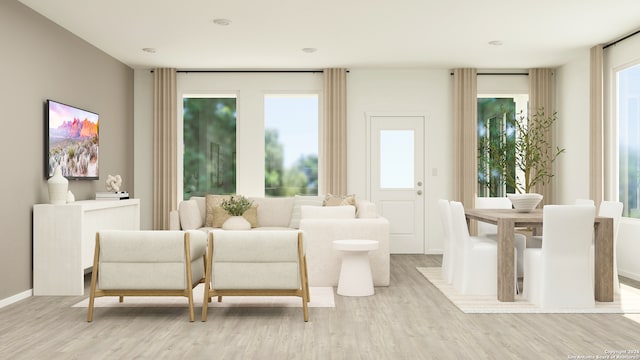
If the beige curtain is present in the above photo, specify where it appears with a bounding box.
[528,68,555,205]
[589,45,604,205]
[322,68,347,195]
[453,68,478,208]
[153,68,177,230]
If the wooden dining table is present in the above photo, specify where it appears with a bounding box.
[464,208,614,302]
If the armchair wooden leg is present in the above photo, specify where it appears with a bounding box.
[87,236,100,322]
[217,296,222,302]
[119,296,124,303]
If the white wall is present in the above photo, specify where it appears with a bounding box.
[556,50,591,204]
[347,69,453,253]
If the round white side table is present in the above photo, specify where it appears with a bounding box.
[333,239,379,296]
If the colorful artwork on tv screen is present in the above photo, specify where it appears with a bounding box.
[47,100,99,179]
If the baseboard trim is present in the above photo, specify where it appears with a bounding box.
[0,289,32,309]
[619,269,640,282]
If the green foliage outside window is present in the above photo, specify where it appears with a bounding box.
[265,128,318,196]
[183,97,236,200]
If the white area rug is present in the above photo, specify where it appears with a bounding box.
[73,285,334,308]
[417,267,640,314]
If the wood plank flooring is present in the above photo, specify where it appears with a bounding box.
[1,255,639,359]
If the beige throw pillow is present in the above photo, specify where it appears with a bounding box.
[323,193,356,206]
[205,194,231,227]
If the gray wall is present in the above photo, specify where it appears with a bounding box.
[0,1,134,300]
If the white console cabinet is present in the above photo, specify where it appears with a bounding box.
[33,199,140,295]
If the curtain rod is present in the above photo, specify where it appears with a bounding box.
[150,69,330,74]
[449,72,529,76]
[604,29,640,49]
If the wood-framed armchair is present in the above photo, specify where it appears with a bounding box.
[87,230,207,322]
[201,230,310,322]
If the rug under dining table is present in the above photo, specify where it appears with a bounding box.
[417,267,640,314]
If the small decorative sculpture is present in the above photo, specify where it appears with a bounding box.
[106,174,122,192]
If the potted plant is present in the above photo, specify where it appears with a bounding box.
[221,195,253,230]
[478,107,565,212]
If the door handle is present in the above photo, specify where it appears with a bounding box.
[417,190,423,195]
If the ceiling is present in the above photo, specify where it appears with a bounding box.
[18,0,640,70]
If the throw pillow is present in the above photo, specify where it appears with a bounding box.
[288,195,324,228]
[179,200,203,230]
[205,194,231,227]
[323,193,356,206]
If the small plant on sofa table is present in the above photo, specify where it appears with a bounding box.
[221,195,253,216]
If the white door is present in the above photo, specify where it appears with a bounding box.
[367,114,425,254]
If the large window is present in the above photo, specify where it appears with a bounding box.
[477,95,528,197]
[617,63,640,218]
[264,94,318,196]
[183,96,237,200]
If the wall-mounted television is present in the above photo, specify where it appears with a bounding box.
[46,99,99,180]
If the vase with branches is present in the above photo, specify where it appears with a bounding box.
[478,108,565,210]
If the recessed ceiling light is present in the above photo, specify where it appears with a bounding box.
[488,40,503,46]
[142,48,156,53]
[302,48,317,53]
[213,18,232,26]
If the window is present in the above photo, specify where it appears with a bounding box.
[264,94,318,196]
[617,63,640,218]
[183,96,237,200]
[477,95,528,197]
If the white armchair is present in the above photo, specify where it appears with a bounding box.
[87,230,207,322]
[201,230,310,322]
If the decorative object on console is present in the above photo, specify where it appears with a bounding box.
[47,165,68,205]
[95,192,130,200]
[221,195,254,230]
[105,174,122,192]
[66,190,75,203]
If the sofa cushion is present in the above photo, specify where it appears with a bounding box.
[288,195,324,229]
[301,205,356,219]
[179,200,203,230]
[250,197,294,227]
[323,193,356,206]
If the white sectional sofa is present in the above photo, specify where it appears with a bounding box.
[169,195,390,287]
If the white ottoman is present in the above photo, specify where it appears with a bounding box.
[333,239,379,296]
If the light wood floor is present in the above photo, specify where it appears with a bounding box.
[1,255,639,359]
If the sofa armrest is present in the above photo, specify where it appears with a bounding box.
[299,217,390,287]
[169,210,181,230]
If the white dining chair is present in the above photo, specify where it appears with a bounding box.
[437,199,455,284]
[475,197,527,279]
[596,201,623,294]
[528,198,595,249]
[522,204,596,309]
[450,201,517,295]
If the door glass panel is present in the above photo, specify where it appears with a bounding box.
[380,130,414,189]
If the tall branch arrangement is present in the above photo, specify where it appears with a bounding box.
[479,108,565,194]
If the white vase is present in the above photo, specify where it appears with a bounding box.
[222,216,251,230]
[48,166,69,205]
[507,193,543,213]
